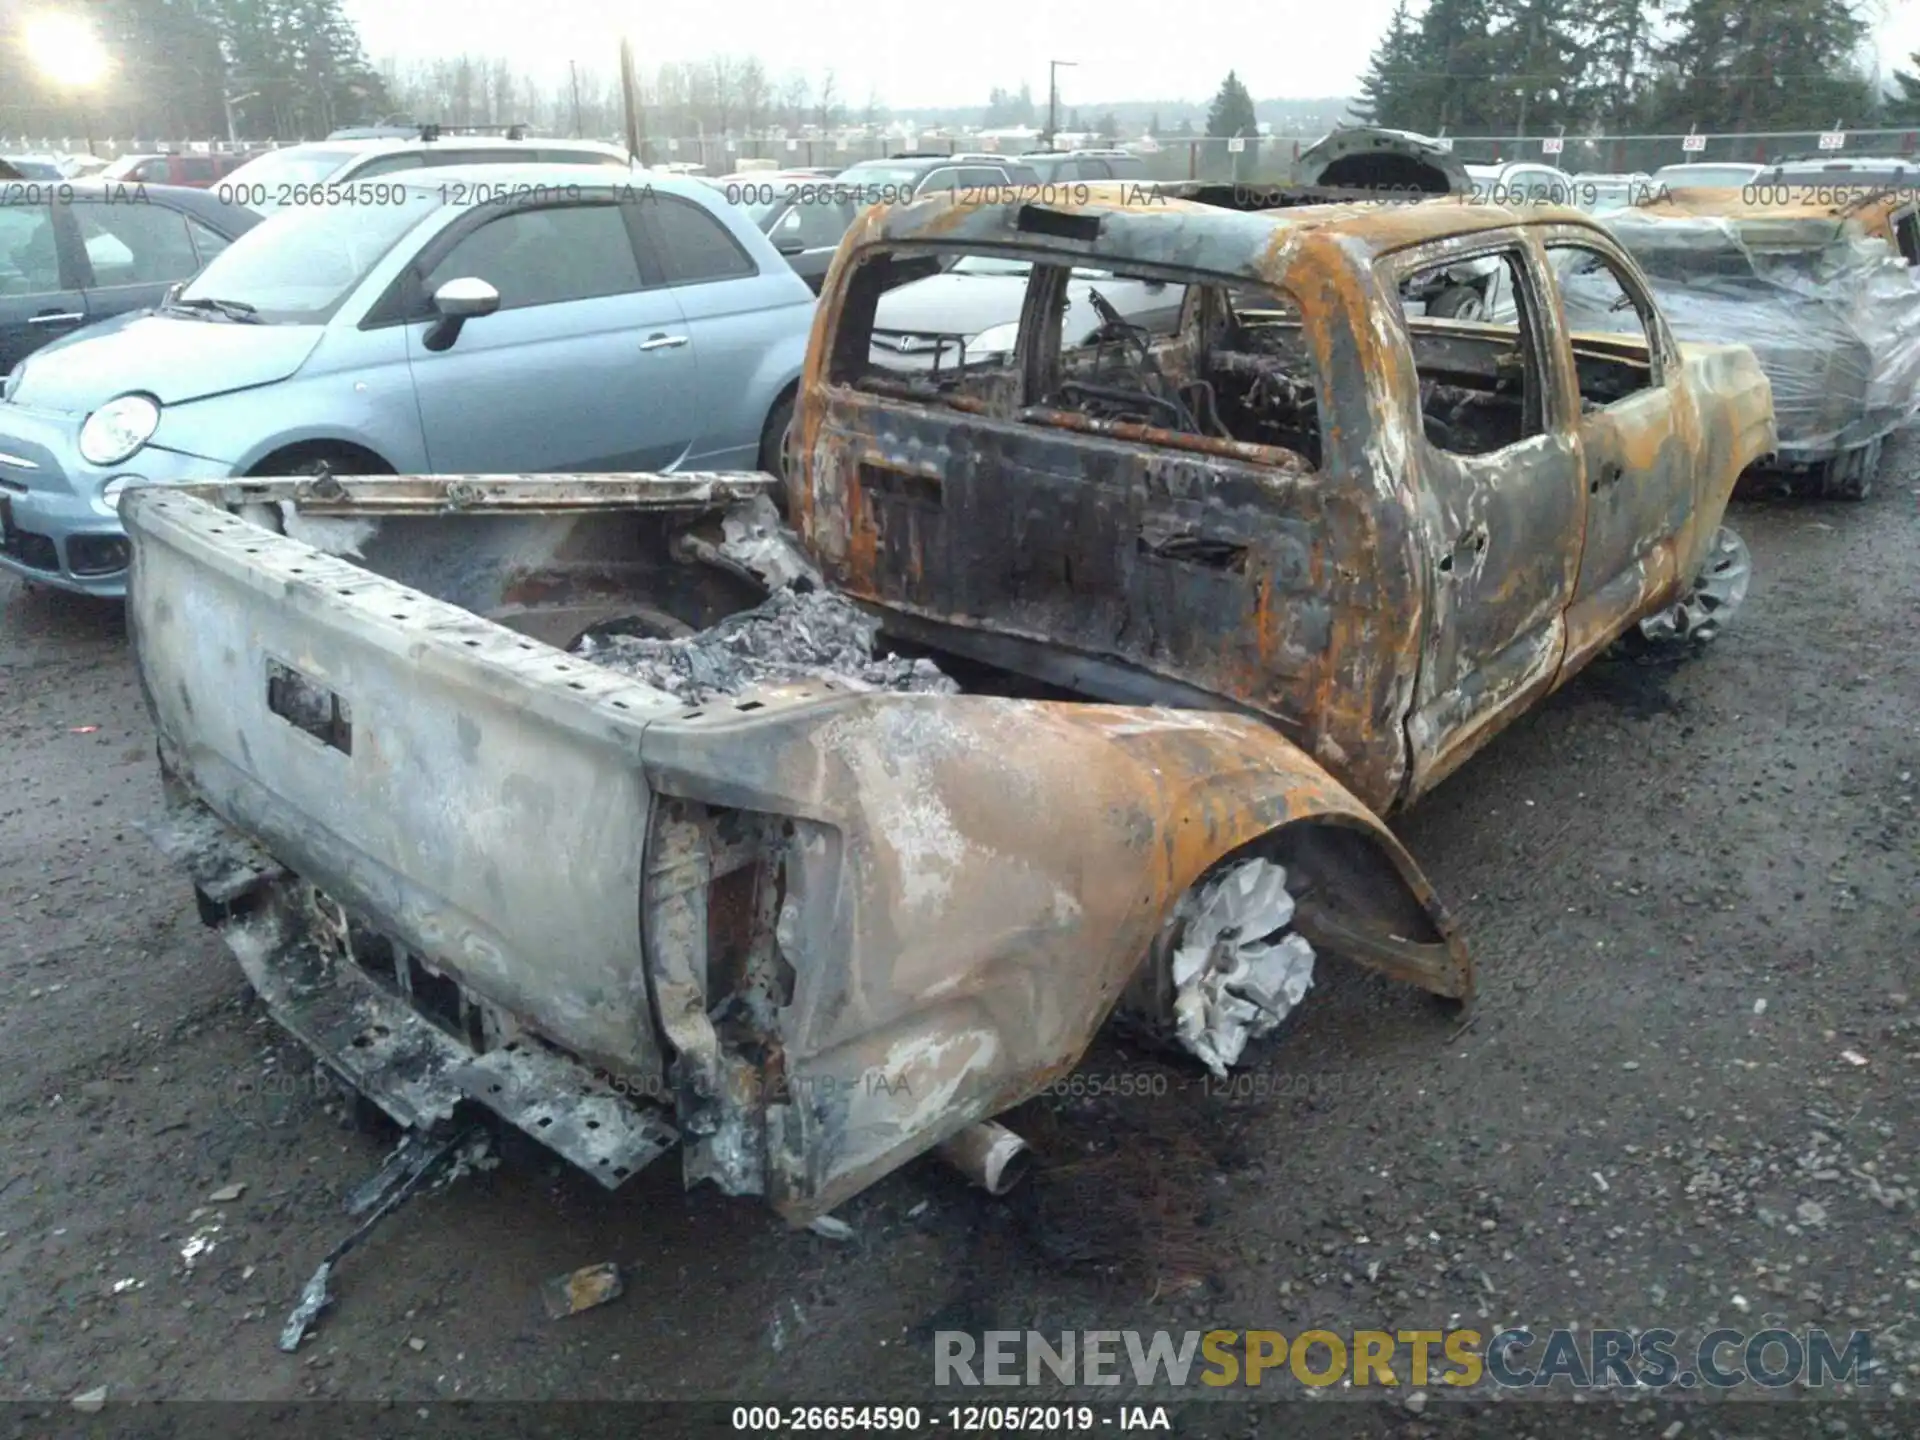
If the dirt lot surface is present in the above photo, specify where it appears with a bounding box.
[0,448,1915,1437]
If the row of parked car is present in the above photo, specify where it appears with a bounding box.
[0,128,1174,595]
[3,121,1913,596]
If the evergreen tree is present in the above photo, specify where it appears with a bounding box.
[1205,69,1258,138]
[1399,0,1498,131]
[210,0,389,138]
[1646,0,1870,131]
[1584,0,1653,130]
[1205,70,1259,179]
[1484,0,1585,133]
[1888,52,1920,124]
[1352,0,1419,125]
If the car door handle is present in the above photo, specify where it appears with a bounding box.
[639,333,688,351]
[28,312,84,326]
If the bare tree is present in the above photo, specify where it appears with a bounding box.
[685,62,718,135]
[779,73,811,133]
[709,55,739,135]
[488,59,515,125]
[815,69,840,132]
[657,62,695,137]
[736,57,770,136]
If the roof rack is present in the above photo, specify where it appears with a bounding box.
[417,123,531,143]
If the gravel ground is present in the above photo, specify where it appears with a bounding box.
[0,448,1914,1436]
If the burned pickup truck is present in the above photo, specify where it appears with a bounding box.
[126,193,1772,1240]
[800,193,1774,803]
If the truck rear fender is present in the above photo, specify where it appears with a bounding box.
[636,694,1469,1223]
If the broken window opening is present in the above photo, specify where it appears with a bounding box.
[1892,209,1920,266]
[832,245,1327,469]
[1399,245,1545,457]
[1545,241,1661,408]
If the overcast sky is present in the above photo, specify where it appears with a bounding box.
[343,0,1920,112]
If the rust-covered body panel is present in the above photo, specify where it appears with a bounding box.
[796,192,1775,813]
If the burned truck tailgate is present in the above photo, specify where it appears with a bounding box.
[126,473,1468,1224]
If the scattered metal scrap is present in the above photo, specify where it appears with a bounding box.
[278,1123,491,1352]
[541,1261,624,1319]
[575,585,957,704]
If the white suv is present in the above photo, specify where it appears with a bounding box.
[218,134,634,213]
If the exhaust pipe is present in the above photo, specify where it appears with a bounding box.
[936,1120,1032,1195]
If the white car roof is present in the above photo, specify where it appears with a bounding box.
[380,161,699,201]
[277,135,629,160]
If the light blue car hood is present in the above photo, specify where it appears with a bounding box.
[10,313,323,413]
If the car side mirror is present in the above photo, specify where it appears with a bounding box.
[774,235,807,256]
[423,276,499,352]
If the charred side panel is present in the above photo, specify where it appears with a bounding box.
[801,230,1428,813]
[817,395,1332,723]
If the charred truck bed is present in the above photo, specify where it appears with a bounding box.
[125,472,1467,1224]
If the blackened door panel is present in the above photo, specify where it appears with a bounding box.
[807,391,1418,811]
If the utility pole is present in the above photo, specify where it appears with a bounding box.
[1046,59,1076,150]
[223,91,258,146]
[570,60,583,139]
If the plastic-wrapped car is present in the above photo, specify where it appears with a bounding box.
[1591,188,1920,498]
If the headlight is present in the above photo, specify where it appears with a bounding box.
[78,394,161,467]
[968,321,1020,359]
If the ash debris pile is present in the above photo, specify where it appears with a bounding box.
[575,584,958,704]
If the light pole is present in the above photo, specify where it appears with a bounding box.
[224,91,259,146]
[1046,60,1076,150]
[24,11,108,156]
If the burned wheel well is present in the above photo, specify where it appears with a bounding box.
[1257,819,1449,946]
[247,440,396,479]
[1146,817,1461,1001]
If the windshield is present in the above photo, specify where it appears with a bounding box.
[1769,164,1914,183]
[219,147,359,200]
[178,190,440,323]
[1652,165,1756,188]
[6,158,64,179]
[841,166,924,187]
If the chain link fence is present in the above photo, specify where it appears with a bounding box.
[14,127,1920,182]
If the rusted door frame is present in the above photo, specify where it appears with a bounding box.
[1377,228,1587,801]
[1531,222,1702,670]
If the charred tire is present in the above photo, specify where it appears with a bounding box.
[758,392,796,516]
[1630,525,1751,651]
[1818,435,1881,501]
[1427,285,1487,321]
